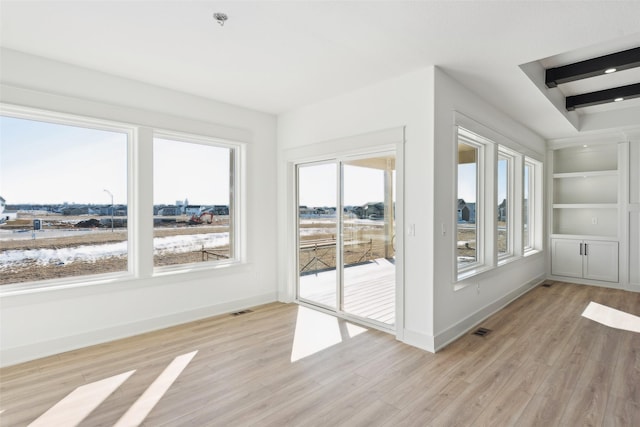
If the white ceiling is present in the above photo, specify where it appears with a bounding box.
[1,1,640,139]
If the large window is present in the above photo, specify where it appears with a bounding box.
[0,106,243,289]
[0,113,129,286]
[457,131,483,271]
[523,157,540,253]
[523,161,532,250]
[497,148,516,260]
[455,125,542,282]
[153,135,236,268]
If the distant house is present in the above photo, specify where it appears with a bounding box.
[315,207,336,215]
[299,206,316,216]
[0,196,5,215]
[61,206,89,216]
[211,205,229,215]
[497,199,507,222]
[457,199,476,223]
[350,206,364,218]
[114,205,128,216]
[185,205,202,216]
[362,202,384,219]
[158,206,181,216]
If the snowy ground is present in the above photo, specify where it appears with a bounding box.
[0,232,229,270]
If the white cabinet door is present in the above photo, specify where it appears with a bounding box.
[630,210,640,286]
[583,240,619,282]
[551,239,583,278]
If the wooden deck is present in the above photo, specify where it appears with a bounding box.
[299,258,395,325]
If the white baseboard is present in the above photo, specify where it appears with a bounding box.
[402,328,435,353]
[433,275,545,352]
[0,292,277,368]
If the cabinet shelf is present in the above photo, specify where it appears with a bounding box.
[551,143,621,274]
[553,203,617,209]
[553,170,617,179]
[551,234,617,240]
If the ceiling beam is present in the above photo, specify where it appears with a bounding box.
[565,83,640,111]
[546,47,640,88]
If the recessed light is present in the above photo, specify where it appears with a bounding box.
[604,68,617,74]
[614,97,624,102]
[583,144,588,148]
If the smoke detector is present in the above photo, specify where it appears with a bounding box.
[213,13,228,26]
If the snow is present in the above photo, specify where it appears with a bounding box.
[0,233,229,269]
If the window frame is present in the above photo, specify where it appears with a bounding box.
[151,130,243,273]
[524,156,543,255]
[456,127,486,277]
[0,104,246,293]
[0,104,135,291]
[497,146,517,262]
[454,121,543,284]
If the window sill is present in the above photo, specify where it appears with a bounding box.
[454,250,543,291]
[524,248,542,257]
[456,264,492,285]
[497,254,520,267]
[153,259,243,277]
[0,271,136,298]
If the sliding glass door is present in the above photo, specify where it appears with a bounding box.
[297,153,396,328]
[297,162,338,309]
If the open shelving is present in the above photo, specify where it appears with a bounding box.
[551,144,619,239]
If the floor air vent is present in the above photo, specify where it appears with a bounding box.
[232,309,253,316]
[472,327,492,337]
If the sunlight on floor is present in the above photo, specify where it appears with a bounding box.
[291,306,367,362]
[26,350,198,427]
[582,301,640,333]
[28,370,135,427]
[114,350,197,427]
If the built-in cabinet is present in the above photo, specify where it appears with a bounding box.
[549,142,622,286]
[551,238,618,282]
[629,139,640,288]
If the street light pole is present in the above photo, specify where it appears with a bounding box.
[104,189,114,232]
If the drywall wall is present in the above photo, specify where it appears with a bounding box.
[0,49,279,366]
[431,67,546,346]
[278,67,437,348]
[278,65,548,352]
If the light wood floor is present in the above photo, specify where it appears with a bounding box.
[1,281,639,426]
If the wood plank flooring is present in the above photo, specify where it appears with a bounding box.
[1,281,639,426]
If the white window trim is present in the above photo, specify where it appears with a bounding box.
[0,104,247,293]
[456,128,487,277]
[497,146,518,263]
[0,104,136,293]
[151,130,245,273]
[454,120,543,285]
[524,156,543,255]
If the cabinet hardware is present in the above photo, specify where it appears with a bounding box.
[579,243,583,255]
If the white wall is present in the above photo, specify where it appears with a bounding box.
[627,134,640,291]
[278,68,437,348]
[0,49,279,367]
[278,66,547,352]
[431,68,546,348]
